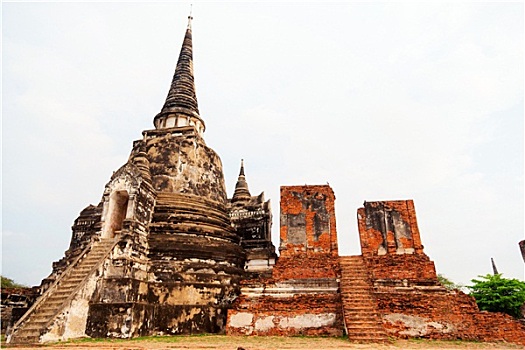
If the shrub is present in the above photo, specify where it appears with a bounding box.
[468,274,525,318]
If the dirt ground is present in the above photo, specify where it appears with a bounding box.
[2,336,523,350]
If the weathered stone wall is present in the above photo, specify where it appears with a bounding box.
[226,278,342,336]
[357,200,437,286]
[141,127,228,204]
[69,204,103,256]
[78,160,155,339]
[143,191,244,335]
[272,255,340,281]
[84,129,242,337]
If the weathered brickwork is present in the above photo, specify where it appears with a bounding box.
[357,200,437,286]
[471,311,525,344]
[227,293,342,336]
[274,185,340,280]
[366,254,438,286]
[280,185,338,256]
[357,200,525,345]
[272,254,340,281]
[376,289,525,344]
[39,204,103,294]
[276,185,340,283]
[358,200,423,257]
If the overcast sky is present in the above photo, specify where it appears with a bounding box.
[2,2,523,287]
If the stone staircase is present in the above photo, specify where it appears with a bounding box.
[339,255,389,342]
[8,239,116,344]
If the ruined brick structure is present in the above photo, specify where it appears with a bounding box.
[275,185,340,281]
[8,17,525,346]
[358,200,438,286]
[226,185,343,336]
[357,200,525,344]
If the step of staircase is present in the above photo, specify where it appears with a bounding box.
[29,317,53,324]
[340,255,389,343]
[9,239,115,345]
[31,310,56,317]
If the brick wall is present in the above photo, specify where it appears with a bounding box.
[376,289,525,344]
[227,293,343,336]
[365,255,438,285]
[272,254,340,281]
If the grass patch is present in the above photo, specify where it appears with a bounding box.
[49,335,523,349]
[65,334,244,344]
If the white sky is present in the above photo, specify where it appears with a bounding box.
[2,2,524,287]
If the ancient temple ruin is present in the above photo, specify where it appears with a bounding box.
[8,18,525,345]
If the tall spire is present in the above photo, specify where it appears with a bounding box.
[154,15,205,134]
[232,159,251,204]
[491,257,499,275]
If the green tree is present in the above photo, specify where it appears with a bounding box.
[468,274,525,318]
[0,275,27,288]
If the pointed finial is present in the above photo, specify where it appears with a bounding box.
[239,159,245,176]
[232,159,251,203]
[188,4,193,29]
